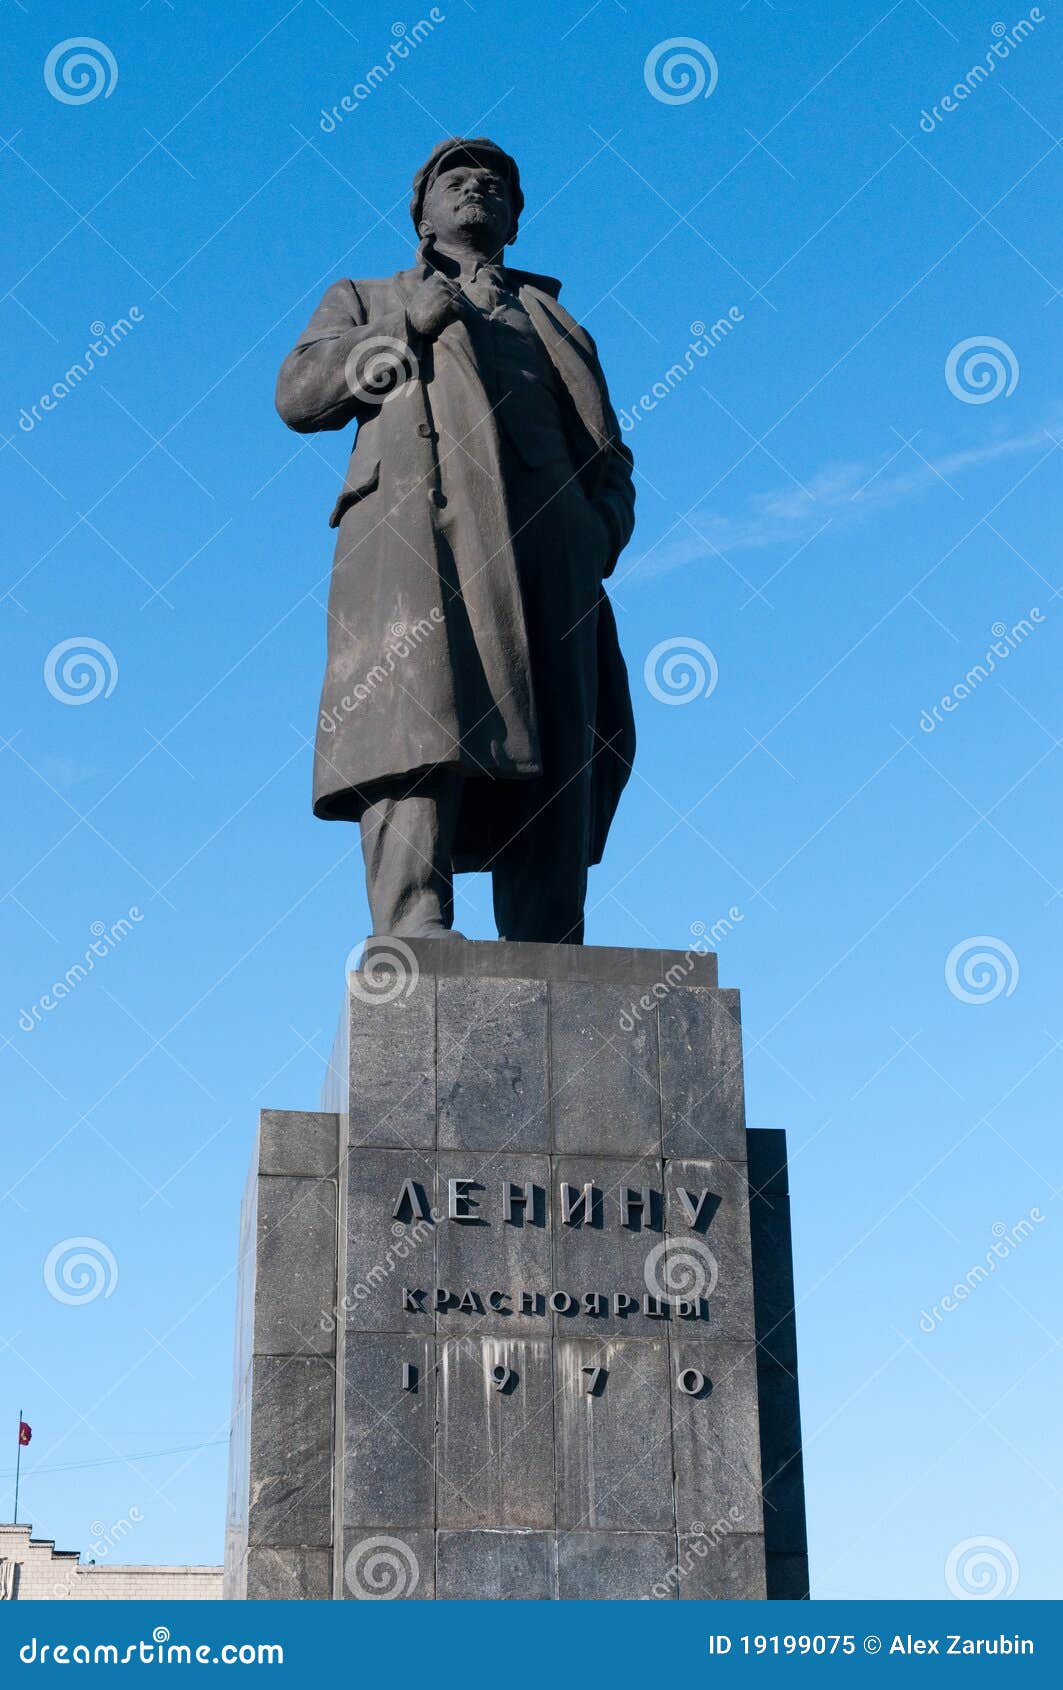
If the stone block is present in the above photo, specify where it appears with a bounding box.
[348,977,435,1150]
[746,1126,789,1195]
[436,977,548,1151]
[757,1361,808,1556]
[259,1110,339,1177]
[436,1336,554,1529]
[670,1339,763,1533]
[436,1531,555,1599]
[341,1529,433,1600]
[253,1175,336,1356]
[660,988,745,1160]
[435,1152,551,1335]
[343,1334,436,1529]
[749,1186,799,1370]
[344,1148,436,1333]
[367,938,718,989]
[556,1531,677,1599]
[246,1355,333,1548]
[245,1546,333,1600]
[766,1550,811,1599]
[552,1156,667,1337]
[678,1531,768,1599]
[663,1158,755,1340]
[555,1338,673,1531]
[550,983,661,1156]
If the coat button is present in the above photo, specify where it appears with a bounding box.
[430,489,446,507]
[417,422,435,438]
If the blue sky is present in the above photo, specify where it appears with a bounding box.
[1,0,1060,1599]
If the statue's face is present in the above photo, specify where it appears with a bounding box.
[422,162,513,249]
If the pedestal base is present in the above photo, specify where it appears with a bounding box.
[224,941,808,1600]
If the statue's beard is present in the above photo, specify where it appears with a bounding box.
[451,202,505,243]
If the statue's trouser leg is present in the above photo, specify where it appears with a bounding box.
[358,770,462,937]
[489,456,598,945]
[491,803,589,944]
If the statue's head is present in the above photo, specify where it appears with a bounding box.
[410,137,523,254]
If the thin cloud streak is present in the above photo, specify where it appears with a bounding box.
[628,419,1061,581]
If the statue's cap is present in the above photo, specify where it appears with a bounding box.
[410,137,523,238]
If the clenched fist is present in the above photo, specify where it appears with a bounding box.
[407,275,466,339]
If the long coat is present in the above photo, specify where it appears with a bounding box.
[275,259,636,870]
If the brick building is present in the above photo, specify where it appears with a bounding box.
[0,1524,222,1600]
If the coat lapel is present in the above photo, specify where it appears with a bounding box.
[517,286,614,453]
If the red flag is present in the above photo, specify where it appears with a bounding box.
[18,1421,31,1446]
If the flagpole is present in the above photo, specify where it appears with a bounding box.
[14,1409,23,1525]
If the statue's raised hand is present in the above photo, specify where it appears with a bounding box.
[407,275,465,339]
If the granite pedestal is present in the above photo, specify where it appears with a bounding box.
[223,940,808,1600]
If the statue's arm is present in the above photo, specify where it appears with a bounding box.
[275,279,409,433]
[561,308,636,578]
[590,378,635,579]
